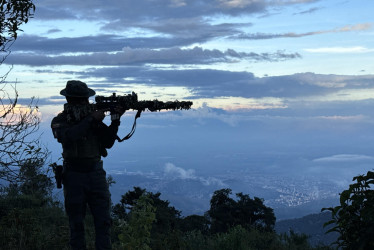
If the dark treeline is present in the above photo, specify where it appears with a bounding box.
[0,164,333,250]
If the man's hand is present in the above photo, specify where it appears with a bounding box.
[91,110,106,121]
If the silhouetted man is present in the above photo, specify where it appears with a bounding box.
[51,80,124,250]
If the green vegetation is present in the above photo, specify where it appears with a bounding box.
[1,0,35,57]
[323,170,374,249]
[1,170,334,250]
[0,160,69,250]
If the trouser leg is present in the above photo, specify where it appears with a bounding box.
[64,171,88,250]
[88,167,112,250]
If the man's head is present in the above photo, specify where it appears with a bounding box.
[60,80,95,104]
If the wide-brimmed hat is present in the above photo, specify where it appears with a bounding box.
[60,80,95,97]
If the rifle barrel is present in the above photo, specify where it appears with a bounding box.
[95,92,193,112]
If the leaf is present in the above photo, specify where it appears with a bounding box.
[323,220,336,228]
[366,171,374,179]
[340,190,351,204]
[325,228,339,234]
[321,207,333,212]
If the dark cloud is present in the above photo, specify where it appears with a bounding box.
[293,7,322,15]
[34,6,78,20]
[11,29,236,54]
[46,28,62,34]
[12,21,249,53]
[12,34,199,53]
[5,46,301,66]
[71,67,374,99]
[12,35,127,53]
[10,1,340,61]
[35,0,269,22]
[30,0,322,44]
[103,18,246,43]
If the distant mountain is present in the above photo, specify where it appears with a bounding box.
[275,212,339,247]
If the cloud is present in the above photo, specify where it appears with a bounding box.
[33,0,269,22]
[20,22,368,56]
[5,46,300,66]
[27,0,326,46]
[46,28,62,34]
[163,163,225,186]
[164,163,196,179]
[293,7,322,15]
[12,35,128,53]
[12,64,374,105]
[35,67,374,101]
[163,102,287,125]
[232,23,372,40]
[217,0,266,10]
[316,115,366,122]
[304,46,374,53]
[313,154,374,162]
[12,34,210,53]
[104,18,245,43]
[339,23,372,32]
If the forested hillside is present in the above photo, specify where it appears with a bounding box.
[275,212,338,247]
[0,167,333,250]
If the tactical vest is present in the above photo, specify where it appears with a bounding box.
[51,106,106,162]
[62,134,102,161]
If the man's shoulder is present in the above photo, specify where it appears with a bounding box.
[51,112,67,128]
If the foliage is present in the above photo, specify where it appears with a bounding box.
[180,225,330,250]
[279,230,313,250]
[0,95,49,183]
[208,188,276,234]
[1,0,35,61]
[178,214,210,234]
[0,175,332,250]
[0,0,46,185]
[109,187,331,250]
[0,160,69,250]
[322,170,374,249]
[118,193,156,250]
[112,186,182,249]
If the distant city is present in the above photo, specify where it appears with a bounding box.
[107,166,342,220]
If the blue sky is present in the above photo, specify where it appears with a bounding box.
[2,0,374,216]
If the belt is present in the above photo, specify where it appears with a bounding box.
[64,160,103,173]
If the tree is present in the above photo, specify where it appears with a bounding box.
[322,170,374,249]
[208,188,276,234]
[179,214,210,235]
[208,188,236,233]
[235,192,276,232]
[112,187,182,249]
[0,0,47,185]
[0,159,69,249]
[0,97,49,184]
[118,193,156,250]
[1,0,35,62]
[115,187,181,234]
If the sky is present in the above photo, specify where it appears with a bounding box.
[2,0,374,217]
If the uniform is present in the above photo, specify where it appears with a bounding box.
[51,81,121,250]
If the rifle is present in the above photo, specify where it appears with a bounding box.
[94,92,193,141]
[95,92,193,112]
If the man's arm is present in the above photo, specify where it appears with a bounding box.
[98,120,120,149]
[99,107,125,148]
[51,110,105,143]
